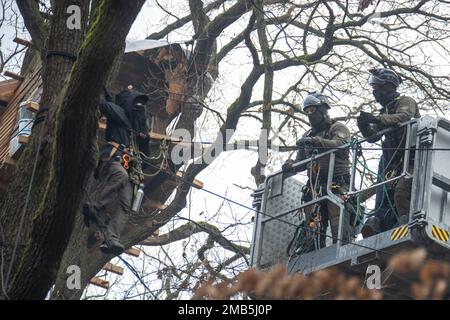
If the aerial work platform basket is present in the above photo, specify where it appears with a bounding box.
[250,116,450,296]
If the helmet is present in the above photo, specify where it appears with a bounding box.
[301,92,331,111]
[368,68,402,88]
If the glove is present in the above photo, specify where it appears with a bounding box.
[296,137,317,146]
[282,159,294,172]
[357,113,382,143]
[358,111,380,125]
[137,132,148,140]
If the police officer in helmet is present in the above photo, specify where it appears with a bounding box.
[283,92,351,248]
[358,68,420,237]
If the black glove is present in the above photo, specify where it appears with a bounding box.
[358,111,380,125]
[357,113,382,143]
[296,137,317,146]
[282,159,294,172]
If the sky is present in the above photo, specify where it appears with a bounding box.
[1,0,450,299]
[100,1,450,299]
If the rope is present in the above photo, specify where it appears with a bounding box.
[140,159,394,256]
[3,113,47,294]
[46,50,77,61]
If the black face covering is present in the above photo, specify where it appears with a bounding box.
[127,105,147,135]
[308,111,324,128]
[372,86,399,107]
[307,105,329,129]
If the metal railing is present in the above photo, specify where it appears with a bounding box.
[258,118,420,252]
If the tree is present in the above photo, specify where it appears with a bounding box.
[0,0,146,299]
[0,0,27,77]
[0,0,449,300]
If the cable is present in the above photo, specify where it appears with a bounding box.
[117,256,158,300]
[4,119,34,146]
[3,113,47,292]
[146,135,450,152]
[140,158,394,256]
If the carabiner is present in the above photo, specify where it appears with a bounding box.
[121,153,131,170]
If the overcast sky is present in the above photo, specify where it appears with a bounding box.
[2,1,450,299]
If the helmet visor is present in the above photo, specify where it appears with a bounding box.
[368,73,386,86]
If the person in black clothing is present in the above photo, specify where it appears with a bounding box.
[83,88,150,256]
[357,68,420,237]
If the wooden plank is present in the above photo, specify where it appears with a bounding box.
[0,71,42,162]
[89,277,109,289]
[124,247,140,257]
[0,79,19,102]
[0,81,39,141]
[22,101,39,112]
[0,70,41,140]
[103,263,124,275]
[13,37,32,47]
[3,71,24,82]
[176,171,204,189]
[148,131,193,146]
[18,136,29,145]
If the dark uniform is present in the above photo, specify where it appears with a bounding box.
[283,93,351,247]
[358,68,420,237]
[83,89,149,255]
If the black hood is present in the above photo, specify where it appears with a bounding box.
[115,89,149,114]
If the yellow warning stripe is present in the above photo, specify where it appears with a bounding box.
[436,227,445,241]
[431,225,450,242]
[399,226,409,238]
[391,225,409,241]
[391,227,401,240]
[432,226,439,239]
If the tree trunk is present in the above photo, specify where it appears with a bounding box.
[0,0,145,300]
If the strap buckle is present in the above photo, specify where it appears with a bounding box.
[121,153,131,170]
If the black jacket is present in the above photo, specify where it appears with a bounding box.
[99,89,150,158]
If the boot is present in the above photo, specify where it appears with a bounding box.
[361,217,381,238]
[100,238,125,256]
[82,203,107,229]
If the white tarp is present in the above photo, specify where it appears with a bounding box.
[124,39,171,53]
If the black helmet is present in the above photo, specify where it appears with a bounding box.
[368,68,402,88]
[301,92,331,111]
